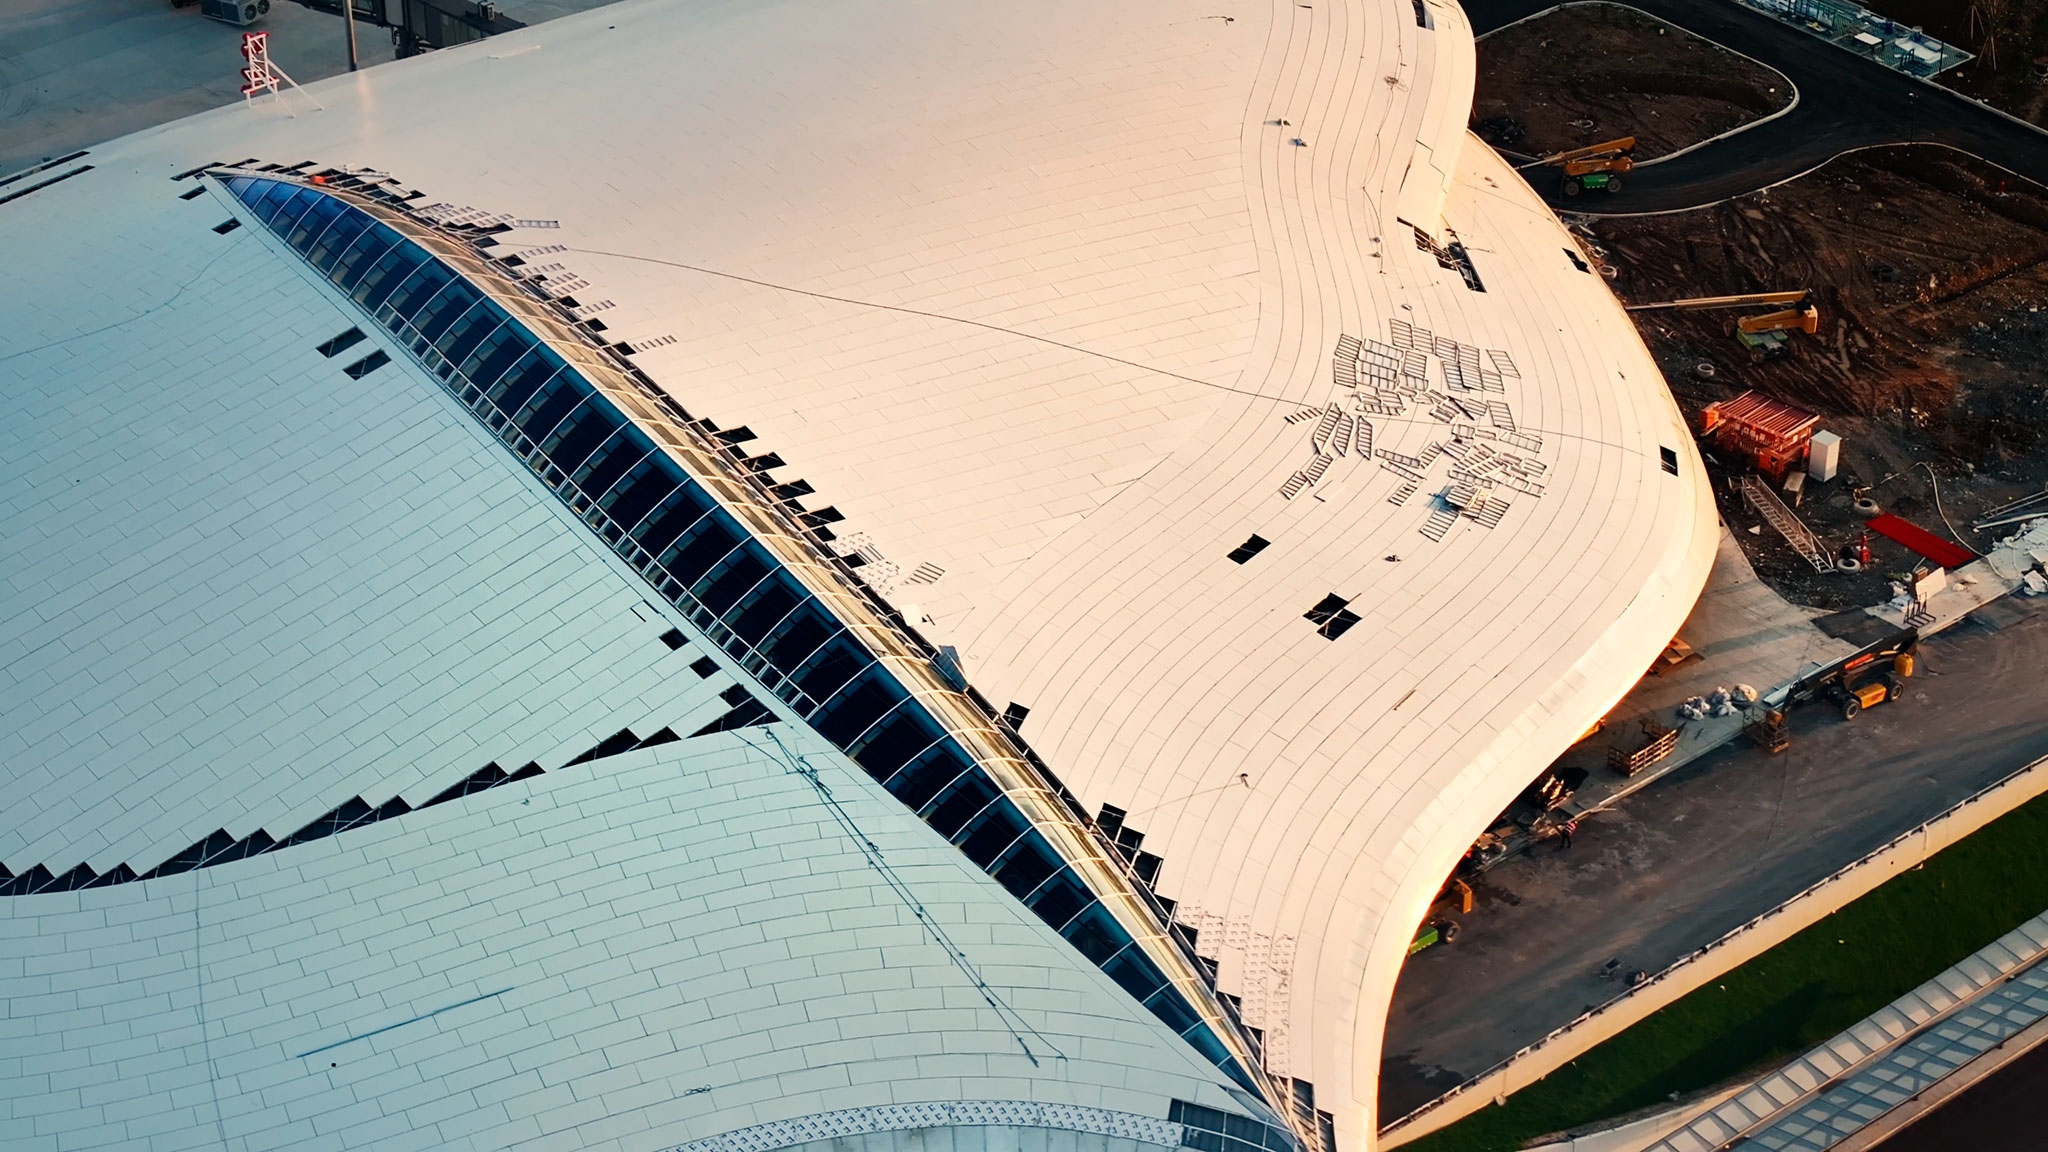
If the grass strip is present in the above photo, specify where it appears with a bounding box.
[1398,785,2048,1152]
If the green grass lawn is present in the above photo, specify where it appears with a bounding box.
[1395,786,2048,1152]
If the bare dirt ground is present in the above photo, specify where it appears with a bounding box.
[1472,3,1792,161]
[1584,145,2048,608]
[1866,0,2048,130]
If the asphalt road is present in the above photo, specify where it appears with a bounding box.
[1462,0,2048,213]
[1871,1038,2048,1151]
[1379,610,2048,1122]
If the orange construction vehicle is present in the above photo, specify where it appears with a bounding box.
[1538,137,1635,196]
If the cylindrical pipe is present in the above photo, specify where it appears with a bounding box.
[343,0,360,70]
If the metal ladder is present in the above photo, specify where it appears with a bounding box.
[1740,474,1833,572]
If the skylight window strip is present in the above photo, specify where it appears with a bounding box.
[248,180,297,223]
[267,187,320,233]
[390,266,462,326]
[575,438,654,505]
[412,284,486,347]
[286,194,349,252]
[439,307,510,369]
[308,208,373,268]
[357,251,429,312]
[219,172,1270,1099]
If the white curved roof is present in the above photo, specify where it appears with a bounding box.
[0,0,1717,1146]
[0,729,1264,1152]
[0,202,742,878]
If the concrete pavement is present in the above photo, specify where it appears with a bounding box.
[1379,610,2048,1119]
[1539,528,1858,821]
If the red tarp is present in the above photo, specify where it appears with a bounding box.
[1865,513,1978,570]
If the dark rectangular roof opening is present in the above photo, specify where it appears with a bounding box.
[342,350,391,379]
[1306,593,1362,640]
[690,693,775,736]
[1660,446,1679,475]
[1227,534,1271,564]
[212,218,241,234]
[1305,594,1350,624]
[315,327,366,358]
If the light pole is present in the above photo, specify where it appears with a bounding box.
[343,0,360,71]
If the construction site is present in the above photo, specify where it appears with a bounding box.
[1866,0,2048,128]
[1472,4,1791,160]
[1375,8,2048,1148]
[1586,144,2048,608]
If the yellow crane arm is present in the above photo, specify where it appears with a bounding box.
[1538,136,1637,166]
[1626,290,1811,312]
[1563,155,1635,176]
[1737,305,1821,335]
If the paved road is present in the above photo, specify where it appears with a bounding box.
[1871,1038,2048,1151]
[1462,0,2048,213]
[1378,610,2048,1122]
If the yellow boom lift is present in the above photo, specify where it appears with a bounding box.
[1626,290,1821,359]
[1538,136,1635,197]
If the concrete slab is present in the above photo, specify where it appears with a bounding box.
[1543,528,1856,816]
